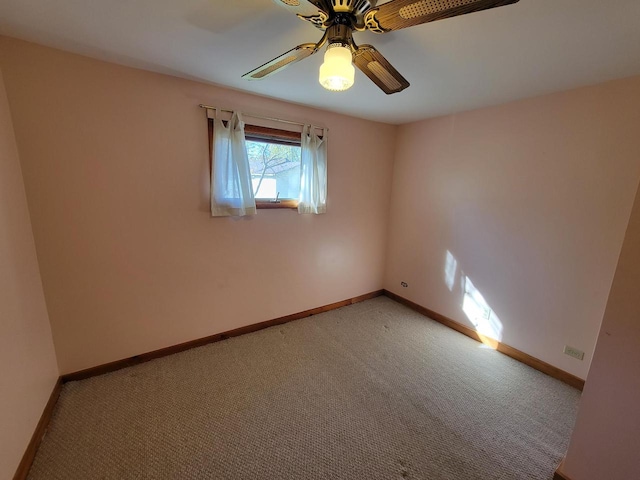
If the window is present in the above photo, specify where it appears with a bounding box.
[245,125,301,209]
[208,121,302,209]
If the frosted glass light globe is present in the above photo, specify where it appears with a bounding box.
[319,44,355,92]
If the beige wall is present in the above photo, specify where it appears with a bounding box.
[561,185,640,479]
[0,69,59,478]
[0,36,397,374]
[384,76,640,379]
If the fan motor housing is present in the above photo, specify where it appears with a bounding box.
[326,23,354,46]
[329,0,373,16]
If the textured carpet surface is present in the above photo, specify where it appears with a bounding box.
[29,297,581,479]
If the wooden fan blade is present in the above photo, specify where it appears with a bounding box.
[242,44,318,80]
[353,45,410,94]
[366,0,520,32]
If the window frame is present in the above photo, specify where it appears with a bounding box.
[208,120,301,210]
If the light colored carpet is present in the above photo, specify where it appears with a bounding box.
[29,297,581,479]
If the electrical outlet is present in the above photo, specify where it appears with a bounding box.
[563,345,585,361]
[400,282,408,288]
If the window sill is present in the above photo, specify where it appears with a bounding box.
[256,199,298,210]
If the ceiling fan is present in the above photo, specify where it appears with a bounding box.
[243,0,520,94]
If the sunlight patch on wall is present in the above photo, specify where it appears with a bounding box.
[462,276,504,343]
[444,250,457,291]
[442,251,505,348]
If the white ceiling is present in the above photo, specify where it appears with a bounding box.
[1,0,639,124]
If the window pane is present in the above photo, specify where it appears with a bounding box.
[252,178,277,198]
[246,140,301,199]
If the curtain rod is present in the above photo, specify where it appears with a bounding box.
[198,104,328,132]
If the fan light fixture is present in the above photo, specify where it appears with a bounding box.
[244,0,521,95]
[319,44,355,92]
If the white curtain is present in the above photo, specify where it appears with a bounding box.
[211,111,256,217]
[298,125,327,214]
